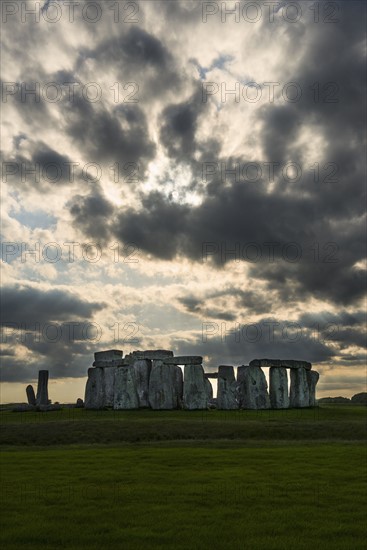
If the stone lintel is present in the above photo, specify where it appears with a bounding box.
[249,358,312,370]
[94,350,123,362]
[163,356,202,365]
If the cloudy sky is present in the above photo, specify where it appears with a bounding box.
[1,0,366,403]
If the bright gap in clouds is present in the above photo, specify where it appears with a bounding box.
[144,155,203,207]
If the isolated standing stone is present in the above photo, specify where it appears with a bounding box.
[134,359,152,408]
[237,366,270,409]
[76,398,84,408]
[217,366,238,409]
[307,370,319,406]
[269,367,289,409]
[290,367,310,408]
[148,361,180,409]
[26,385,36,406]
[183,364,208,410]
[114,367,139,409]
[36,370,49,406]
[84,367,105,409]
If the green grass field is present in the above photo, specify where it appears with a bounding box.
[1,406,366,549]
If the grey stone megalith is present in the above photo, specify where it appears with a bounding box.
[269,367,289,409]
[26,384,36,406]
[290,367,310,408]
[133,359,152,408]
[183,364,208,410]
[114,367,139,409]
[85,367,105,409]
[307,370,320,406]
[217,366,238,409]
[36,370,49,405]
[148,360,180,410]
[237,365,270,409]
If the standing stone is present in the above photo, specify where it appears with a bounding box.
[114,367,139,409]
[183,365,208,410]
[104,367,116,407]
[237,366,270,409]
[134,359,152,408]
[175,366,184,409]
[307,370,319,406]
[269,367,289,409]
[148,360,180,410]
[36,370,49,406]
[290,367,310,408]
[84,367,105,409]
[205,377,213,401]
[26,385,36,406]
[76,398,84,408]
[217,366,238,409]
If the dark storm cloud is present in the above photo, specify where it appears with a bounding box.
[173,327,336,370]
[77,25,182,99]
[160,88,207,159]
[65,98,155,174]
[178,288,271,319]
[68,184,115,243]
[0,285,106,382]
[113,191,190,260]
[1,285,105,327]
[1,140,85,192]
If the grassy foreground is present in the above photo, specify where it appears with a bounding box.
[1,406,366,549]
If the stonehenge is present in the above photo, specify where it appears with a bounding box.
[84,352,320,411]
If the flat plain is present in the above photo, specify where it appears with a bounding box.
[1,405,366,550]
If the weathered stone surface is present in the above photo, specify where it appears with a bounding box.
[163,356,203,365]
[36,370,49,406]
[290,367,310,408]
[205,377,213,401]
[250,358,312,370]
[217,366,238,409]
[205,372,218,379]
[37,404,62,412]
[133,359,152,408]
[93,359,124,367]
[26,385,36,406]
[94,350,123,362]
[183,364,208,410]
[307,370,319,406]
[84,367,105,409]
[114,367,139,409]
[12,404,35,412]
[76,398,84,408]
[125,350,173,363]
[269,367,289,409]
[175,366,184,409]
[148,360,180,409]
[104,366,116,407]
[237,366,270,409]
